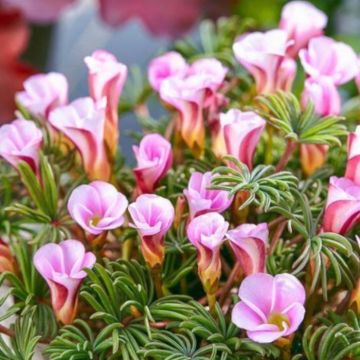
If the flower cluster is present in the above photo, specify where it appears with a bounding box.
[0,1,359,358]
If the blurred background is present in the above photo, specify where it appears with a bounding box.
[0,0,359,154]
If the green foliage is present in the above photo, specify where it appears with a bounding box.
[256,91,348,145]
[211,156,298,211]
[293,311,360,360]
[0,312,40,360]
[174,16,253,66]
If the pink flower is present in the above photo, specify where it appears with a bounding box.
[301,77,341,117]
[279,1,327,57]
[300,77,340,176]
[148,51,188,91]
[68,181,128,236]
[345,126,360,185]
[233,30,296,94]
[0,119,42,173]
[160,58,226,157]
[133,133,173,194]
[219,109,266,169]
[232,273,305,343]
[323,176,360,235]
[299,36,358,85]
[128,194,174,268]
[3,0,76,23]
[226,223,268,276]
[49,97,111,181]
[183,171,233,219]
[34,240,96,324]
[84,50,127,156]
[187,212,228,294]
[187,58,228,96]
[16,72,68,119]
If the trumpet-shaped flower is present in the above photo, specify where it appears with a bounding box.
[85,50,127,155]
[16,72,68,119]
[233,30,296,94]
[219,109,266,169]
[160,58,227,157]
[148,51,188,91]
[299,36,358,85]
[49,97,111,181]
[133,133,173,194]
[0,118,42,173]
[226,223,268,275]
[279,1,327,57]
[68,181,128,235]
[300,77,340,176]
[232,273,306,343]
[183,171,233,219]
[323,176,360,234]
[34,240,96,324]
[129,194,174,268]
[187,212,228,294]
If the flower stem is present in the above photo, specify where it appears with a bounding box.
[265,125,273,164]
[152,266,164,298]
[207,292,217,315]
[276,140,297,172]
[122,238,133,261]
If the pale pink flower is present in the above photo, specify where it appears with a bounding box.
[300,77,340,177]
[301,77,341,116]
[0,118,42,173]
[279,1,327,57]
[187,212,228,294]
[16,72,68,119]
[148,51,188,91]
[133,133,173,194]
[68,181,128,235]
[233,30,296,93]
[345,126,360,185]
[49,97,111,181]
[34,240,96,324]
[323,176,360,235]
[226,223,268,276]
[128,194,174,268]
[183,171,233,219]
[160,58,226,156]
[232,273,306,343]
[84,50,127,155]
[299,36,358,85]
[187,58,228,97]
[219,109,266,169]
